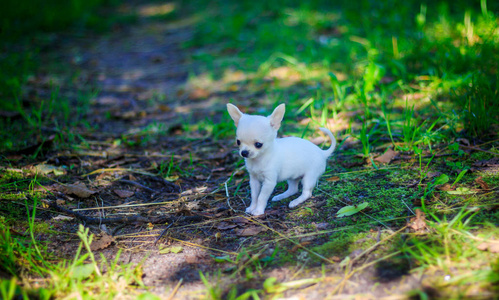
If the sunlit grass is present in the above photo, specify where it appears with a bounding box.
[1,0,498,298]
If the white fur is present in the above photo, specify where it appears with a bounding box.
[227,103,336,216]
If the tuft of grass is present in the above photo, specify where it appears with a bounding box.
[401,208,499,297]
[458,74,499,136]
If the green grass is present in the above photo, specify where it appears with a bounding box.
[0,0,135,153]
[1,0,499,298]
[182,0,498,139]
[0,219,147,299]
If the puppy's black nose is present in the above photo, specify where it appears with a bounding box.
[241,150,249,158]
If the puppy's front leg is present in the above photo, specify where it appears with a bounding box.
[246,175,261,214]
[252,179,276,216]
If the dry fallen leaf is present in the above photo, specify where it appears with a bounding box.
[477,241,499,253]
[437,183,455,191]
[114,189,134,198]
[475,176,490,190]
[331,256,342,262]
[189,88,210,99]
[232,217,251,225]
[90,233,115,251]
[60,182,96,198]
[290,242,311,253]
[408,209,427,232]
[374,149,399,164]
[326,176,340,182]
[215,222,238,230]
[227,84,238,92]
[310,136,326,146]
[235,226,265,236]
[52,215,74,221]
[34,164,66,176]
[159,245,184,254]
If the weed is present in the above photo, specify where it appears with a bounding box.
[359,121,371,157]
[458,74,498,136]
[401,101,420,150]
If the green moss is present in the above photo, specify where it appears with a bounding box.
[312,231,376,259]
[323,170,414,227]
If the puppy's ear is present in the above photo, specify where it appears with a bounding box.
[227,103,243,126]
[269,104,285,130]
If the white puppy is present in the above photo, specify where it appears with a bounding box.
[227,103,336,216]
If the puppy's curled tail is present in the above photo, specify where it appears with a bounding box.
[319,127,337,158]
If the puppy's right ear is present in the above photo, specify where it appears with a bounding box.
[227,103,243,127]
[269,103,285,130]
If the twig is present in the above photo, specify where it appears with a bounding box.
[350,226,407,265]
[73,198,178,211]
[168,237,237,255]
[48,201,205,225]
[460,145,499,156]
[166,278,183,300]
[450,229,499,244]
[154,222,175,245]
[331,250,402,295]
[80,168,157,177]
[244,217,336,265]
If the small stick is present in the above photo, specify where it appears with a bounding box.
[118,179,157,193]
[460,145,499,156]
[166,278,183,300]
[154,222,174,245]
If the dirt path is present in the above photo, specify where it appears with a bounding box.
[35,4,240,298]
[17,2,480,299]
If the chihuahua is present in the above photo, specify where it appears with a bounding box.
[227,103,336,216]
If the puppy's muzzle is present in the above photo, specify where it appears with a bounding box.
[241,150,249,158]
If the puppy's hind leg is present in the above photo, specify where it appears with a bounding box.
[272,179,299,202]
[288,176,317,208]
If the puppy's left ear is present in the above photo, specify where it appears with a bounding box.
[227,103,243,127]
[269,104,285,130]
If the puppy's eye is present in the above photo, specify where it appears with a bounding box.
[255,142,263,149]
[236,140,241,146]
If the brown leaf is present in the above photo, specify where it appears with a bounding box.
[290,242,311,253]
[437,183,455,191]
[477,242,489,251]
[408,209,427,232]
[374,149,399,164]
[227,84,238,92]
[214,222,237,230]
[327,176,340,182]
[477,241,499,253]
[114,189,134,198]
[60,182,96,198]
[456,138,470,146]
[96,172,108,180]
[232,217,251,225]
[158,104,171,112]
[475,176,490,190]
[235,226,265,236]
[473,157,499,168]
[189,88,210,99]
[331,256,342,262]
[90,233,115,251]
[310,136,326,146]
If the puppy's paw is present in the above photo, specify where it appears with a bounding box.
[251,208,265,216]
[271,195,284,202]
[245,206,255,214]
[288,199,302,208]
